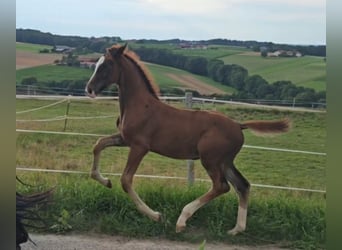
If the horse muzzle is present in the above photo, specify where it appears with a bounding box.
[85,86,97,98]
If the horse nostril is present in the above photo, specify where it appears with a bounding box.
[85,86,96,98]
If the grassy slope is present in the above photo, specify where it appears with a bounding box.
[131,42,326,92]
[16,42,53,52]
[16,42,326,93]
[16,65,93,83]
[145,63,235,93]
[220,53,326,91]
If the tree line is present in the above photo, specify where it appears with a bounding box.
[16,29,326,105]
[132,47,325,105]
[17,29,325,57]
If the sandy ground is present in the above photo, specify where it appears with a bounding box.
[16,50,62,69]
[166,73,226,95]
[20,233,287,250]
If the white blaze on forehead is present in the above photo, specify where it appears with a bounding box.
[88,55,105,82]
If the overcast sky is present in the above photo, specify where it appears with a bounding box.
[16,0,326,45]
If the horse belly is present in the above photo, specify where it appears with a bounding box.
[150,132,200,160]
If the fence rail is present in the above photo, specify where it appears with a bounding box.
[16,94,326,193]
[16,94,326,113]
[16,167,326,194]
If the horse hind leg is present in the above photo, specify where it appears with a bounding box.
[176,160,230,233]
[224,162,250,235]
[91,133,126,188]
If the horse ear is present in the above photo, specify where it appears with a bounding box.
[117,43,128,55]
[109,43,127,57]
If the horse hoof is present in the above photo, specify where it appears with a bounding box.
[153,212,162,222]
[106,179,112,188]
[175,224,186,233]
[228,226,244,236]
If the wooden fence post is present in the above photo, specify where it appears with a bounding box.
[185,92,195,185]
[63,96,71,132]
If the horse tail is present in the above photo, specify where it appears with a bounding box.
[240,118,290,135]
[16,176,54,249]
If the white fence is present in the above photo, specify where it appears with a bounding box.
[16,94,326,194]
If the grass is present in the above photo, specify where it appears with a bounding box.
[220,54,326,91]
[16,98,326,189]
[16,42,53,53]
[130,41,326,92]
[16,95,326,249]
[17,174,325,249]
[172,45,248,60]
[16,65,93,83]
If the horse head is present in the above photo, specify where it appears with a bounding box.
[85,43,127,98]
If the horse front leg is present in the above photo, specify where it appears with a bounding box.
[120,146,162,222]
[91,133,126,188]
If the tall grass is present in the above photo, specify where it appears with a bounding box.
[17,174,325,249]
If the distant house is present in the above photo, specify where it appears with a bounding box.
[179,42,208,50]
[52,45,75,53]
[80,61,96,69]
[268,50,302,58]
[79,58,97,69]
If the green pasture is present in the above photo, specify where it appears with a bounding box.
[16,61,235,95]
[16,42,326,94]
[129,42,249,60]
[16,65,93,83]
[220,54,326,91]
[172,46,248,60]
[16,98,326,248]
[16,42,53,53]
[16,98,326,190]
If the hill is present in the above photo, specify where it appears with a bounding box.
[16,42,233,96]
[219,52,326,91]
[16,38,326,105]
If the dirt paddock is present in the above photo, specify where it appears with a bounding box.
[21,233,287,250]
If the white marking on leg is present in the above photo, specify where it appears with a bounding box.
[176,199,203,232]
[127,189,161,221]
[228,206,247,235]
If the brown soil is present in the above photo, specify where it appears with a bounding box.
[16,50,62,69]
[166,73,226,95]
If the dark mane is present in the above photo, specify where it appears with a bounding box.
[124,49,160,99]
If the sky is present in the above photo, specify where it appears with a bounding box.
[16,0,326,45]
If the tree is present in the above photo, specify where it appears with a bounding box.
[21,77,37,86]
[261,50,268,57]
[244,75,270,98]
[229,64,248,90]
[207,59,224,80]
[184,57,208,76]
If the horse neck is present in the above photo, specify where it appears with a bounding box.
[117,57,156,115]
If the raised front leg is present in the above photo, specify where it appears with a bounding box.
[91,133,126,188]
